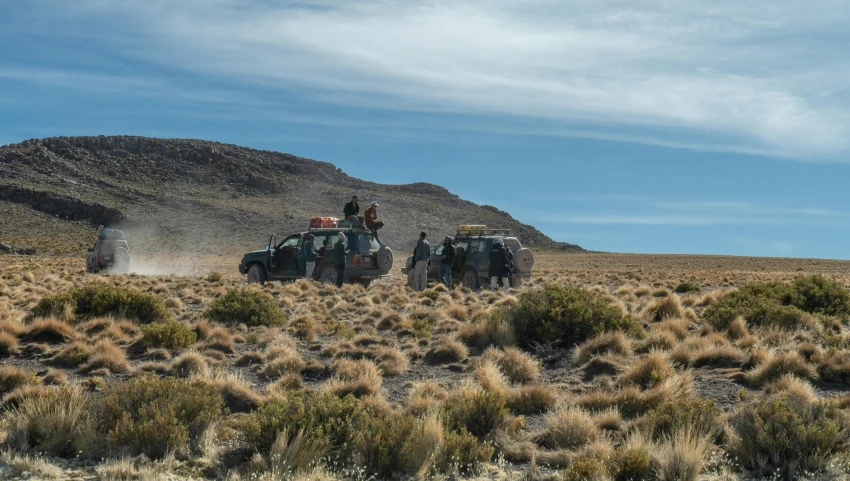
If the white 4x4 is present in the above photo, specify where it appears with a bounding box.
[86,228,131,274]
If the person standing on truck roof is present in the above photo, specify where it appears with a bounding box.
[364,203,384,244]
[440,236,455,289]
[333,232,349,287]
[413,232,430,291]
[343,196,360,224]
[303,234,317,280]
[489,239,511,292]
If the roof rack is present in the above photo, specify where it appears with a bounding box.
[307,225,369,232]
[455,228,511,237]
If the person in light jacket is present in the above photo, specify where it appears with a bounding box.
[413,232,430,291]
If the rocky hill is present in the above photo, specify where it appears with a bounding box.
[0,135,583,257]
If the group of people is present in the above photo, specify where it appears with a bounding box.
[410,232,514,292]
[343,195,384,243]
[301,231,349,287]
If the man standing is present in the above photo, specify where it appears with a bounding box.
[333,232,349,287]
[303,234,317,280]
[489,239,511,292]
[413,232,430,291]
[364,203,384,243]
[440,236,455,288]
[343,196,360,223]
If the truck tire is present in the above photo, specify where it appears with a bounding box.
[113,247,131,274]
[319,266,340,285]
[376,245,393,272]
[247,264,267,285]
[461,268,480,290]
[513,248,535,273]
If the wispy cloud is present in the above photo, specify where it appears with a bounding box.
[10,0,850,159]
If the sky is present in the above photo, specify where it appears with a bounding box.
[2,1,850,259]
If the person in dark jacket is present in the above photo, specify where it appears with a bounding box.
[343,196,360,223]
[440,236,455,288]
[413,232,430,291]
[489,239,511,292]
[303,234,317,280]
[332,232,349,287]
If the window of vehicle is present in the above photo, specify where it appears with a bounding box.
[454,241,468,251]
[434,244,444,255]
[279,235,299,249]
[356,233,380,252]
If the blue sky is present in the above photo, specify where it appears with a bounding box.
[2,1,850,259]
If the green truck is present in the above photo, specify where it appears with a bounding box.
[239,226,393,286]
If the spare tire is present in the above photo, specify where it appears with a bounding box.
[513,248,534,273]
[377,245,393,272]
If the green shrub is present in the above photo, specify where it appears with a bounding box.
[241,391,371,459]
[203,288,286,327]
[439,428,493,474]
[102,376,224,458]
[645,397,722,441]
[609,443,653,481]
[789,275,850,318]
[31,293,76,319]
[705,276,850,330]
[505,284,636,349]
[442,389,509,440]
[140,321,197,350]
[729,394,850,478]
[674,281,701,294]
[206,271,223,283]
[72,284,172,324]
[562,456,607,481]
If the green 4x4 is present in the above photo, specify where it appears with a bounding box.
[238,226,393,287]
[401,228,534,289]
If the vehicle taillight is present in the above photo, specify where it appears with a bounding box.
[352,255,361,266]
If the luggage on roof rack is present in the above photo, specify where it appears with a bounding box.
[309,217,339,229]
[457,225,488,235]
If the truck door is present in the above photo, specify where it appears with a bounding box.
[275,235,301,276]
[429,244,443,278]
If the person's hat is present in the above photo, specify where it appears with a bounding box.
[371,203,378,207]
[338,232,346,241]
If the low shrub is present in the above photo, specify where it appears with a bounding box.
[704,276,850,330]
[644,397,723,441]
[442,389,509,440]
[31,293,76,320]
[674,281,701,294]
[457,310,516,349]
[202,288,286,327]
[140,321,197,350]
[505,284,637,349]
[72,284,173,324]
[482,347,540,384]
[562,456,607,481]
[728,394,850,478]
[574,331,633,365]
[642,296,684,322]
[538,407,600,450]
[746,351,818,386]
[241,391,372,459]
[617,351,674,389]
[102,376,225,458]
[608,435,653,481]
[506,384,556,414]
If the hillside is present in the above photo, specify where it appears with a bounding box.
[0,135,582,259]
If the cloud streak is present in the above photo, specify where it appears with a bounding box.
[14,0,850,159]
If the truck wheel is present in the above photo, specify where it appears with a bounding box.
[513,248,535,273]
[461,268,480,290]
[376,245,394,272]
[247,264,267,285]
[319,267,340,285]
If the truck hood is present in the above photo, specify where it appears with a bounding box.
[240,250,267,263]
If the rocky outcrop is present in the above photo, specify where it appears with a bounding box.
[0,185,134,227]
[0,242,36,255]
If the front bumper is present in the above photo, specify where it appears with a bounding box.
[238,263,248,275]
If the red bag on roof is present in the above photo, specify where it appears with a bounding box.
[310,217,338,229]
